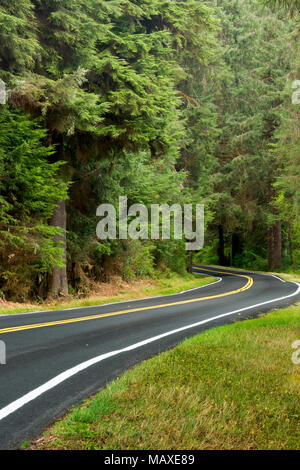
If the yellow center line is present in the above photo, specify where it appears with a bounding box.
[0,268,253,335]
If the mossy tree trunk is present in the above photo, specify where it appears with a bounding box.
[48,200,68,297]
[268,221,282,271]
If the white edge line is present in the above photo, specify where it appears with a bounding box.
[0,275,222,319]
[194,265,288,283]
[179,277,222,293]
[269,274,286,283]
[0,282,299,422]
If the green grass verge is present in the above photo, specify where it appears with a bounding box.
[32,303,300,450]
[274,273,300,283]
[0,273,217,316]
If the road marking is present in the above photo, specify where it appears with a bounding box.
[0,269,253,335]
[0,276,222,319]
[179,277,222,293]
[270,274,286,283]
[0,281,299,422]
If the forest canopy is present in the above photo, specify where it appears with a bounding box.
[0,0,299,301]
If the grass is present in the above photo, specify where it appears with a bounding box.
[0,273,216,316]
[31,303,300,450]
[274,272,300,283]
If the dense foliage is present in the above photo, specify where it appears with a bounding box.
[196,0,295,271]
[0,106,68,299]
[0,0,298,300]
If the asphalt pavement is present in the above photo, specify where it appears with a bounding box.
[0,265,299,449]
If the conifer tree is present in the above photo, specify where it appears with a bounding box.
[0,105,68,299]
[205,0,294,269]
[1,0,218,296]
[265,0,300,266]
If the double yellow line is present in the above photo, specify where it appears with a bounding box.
[0,268,253,335]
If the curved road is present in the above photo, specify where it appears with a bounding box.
[0,265,299,449]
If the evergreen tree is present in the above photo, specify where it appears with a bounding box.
[203,0,294,270]
[265,0,300,267]
[0,106,68,299]
[1,0,218,296]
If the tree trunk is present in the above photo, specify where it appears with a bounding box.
[288,232,294,266]
[48,200,68,297]
[268,226,274,270]
[232,233,242,264]
[268,221,282,271]
[218,225,226,266]
[187,251,193,273]
[273,221,282,270]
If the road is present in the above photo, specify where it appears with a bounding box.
[0,265,299,449]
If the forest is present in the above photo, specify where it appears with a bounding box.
[0,0,299,302]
